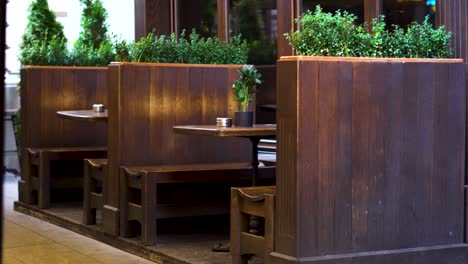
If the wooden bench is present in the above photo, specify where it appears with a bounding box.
[119,163,275,245]
[22,147,107,209]
[230,186,276,264]
[83,158,108,225]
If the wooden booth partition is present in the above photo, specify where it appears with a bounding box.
[18,66,108,203]
[273,56,468,263]
[104,62,251,235]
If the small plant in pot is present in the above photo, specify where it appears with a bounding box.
[232,65,262,127]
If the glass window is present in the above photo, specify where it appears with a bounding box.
[230,0,277,65]
[178,0,217,37]
[302,0,364,25]
[383,0,436,29]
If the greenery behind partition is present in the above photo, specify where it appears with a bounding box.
[286,6,453,58]
[19,0,68,65]
[70,0,114,66]
[114,30,248,64]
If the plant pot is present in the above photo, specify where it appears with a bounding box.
[234,111,253,127]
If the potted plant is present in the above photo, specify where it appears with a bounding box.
[272,6,467,264]
[232,64,262,127]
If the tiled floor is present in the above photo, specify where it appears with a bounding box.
[2,173,155,264]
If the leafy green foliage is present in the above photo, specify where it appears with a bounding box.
[70,0,114,66]
[286,6,453,58]
[117,30,248,64]
[232,65,262,112]
[20,0,68,65]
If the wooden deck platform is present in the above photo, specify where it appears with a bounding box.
[14,201,232,264]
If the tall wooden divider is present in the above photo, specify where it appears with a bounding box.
[19,66,108,202]
[103,62,250,234]
[273,56,468,263]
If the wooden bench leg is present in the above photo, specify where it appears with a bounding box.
[264,195,275,264]
[38,152,50,209]
[83,161,95,225]
[119,168,130,238]
[231,189,249,264]
[19,149,33,204]
[142,172,157,246]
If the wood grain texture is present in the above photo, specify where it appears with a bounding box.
[273,56,467,263]
[134,0,171,40]
[105,62,251,227]
[437,0,467,61]
[20,66,108,150]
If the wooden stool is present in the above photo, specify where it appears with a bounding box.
[230,186,276,264]
[83,159,107,225]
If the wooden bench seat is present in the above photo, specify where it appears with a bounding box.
[231,186,276,264]
[83,158,108,225]
[120,163,275,245]
[22,146,107,209]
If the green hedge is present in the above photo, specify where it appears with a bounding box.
[286,6,453,58]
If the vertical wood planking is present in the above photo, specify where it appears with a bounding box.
[148,66,164,164]
[399,63,419,247]
[297,60,319,257]
[317,61,337,255]
[446,63,465,243]
[367,62,386,251]
[275,59,298,257]
[334,61,353,254]
[274,57,466,262]
[432,62,450,245]
[351,61,370,252]
[21,67,107,149]
[382,62,403,249]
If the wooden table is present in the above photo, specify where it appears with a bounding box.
[56,110,108,122]
[173,124,276,186]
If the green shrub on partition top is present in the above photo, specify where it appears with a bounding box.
[115,30,248,64]
[20,0,69,65]
[70,0,115,66]
[113,30,248,64]
[286,6,453,58]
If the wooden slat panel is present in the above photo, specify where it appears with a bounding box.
[21,67,108,150]
[382,62,403,250]
[297,60,319,257]
[333,61,353,254]
[275,59,298,257]
[274,56,466,262]
[105,62,250,214]
[366,62,386,251]
[317,60,337,255]
[351,61,371,252]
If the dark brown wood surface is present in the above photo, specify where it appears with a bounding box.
[20,66,108,149]
[56,110,108,122]
[438,0,468,61]
[173,124,276,137]
[134,0,171,40]
[273,56,468,263]
[104,62,251,234]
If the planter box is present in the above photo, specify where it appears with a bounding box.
[103,62,252,234]
[19,66,108,202]
[274,56,468,263]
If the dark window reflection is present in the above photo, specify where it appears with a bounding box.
[384,0,436,29]
[178,0,217,37]
[302,0,364,25]
[230,0,277,65]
